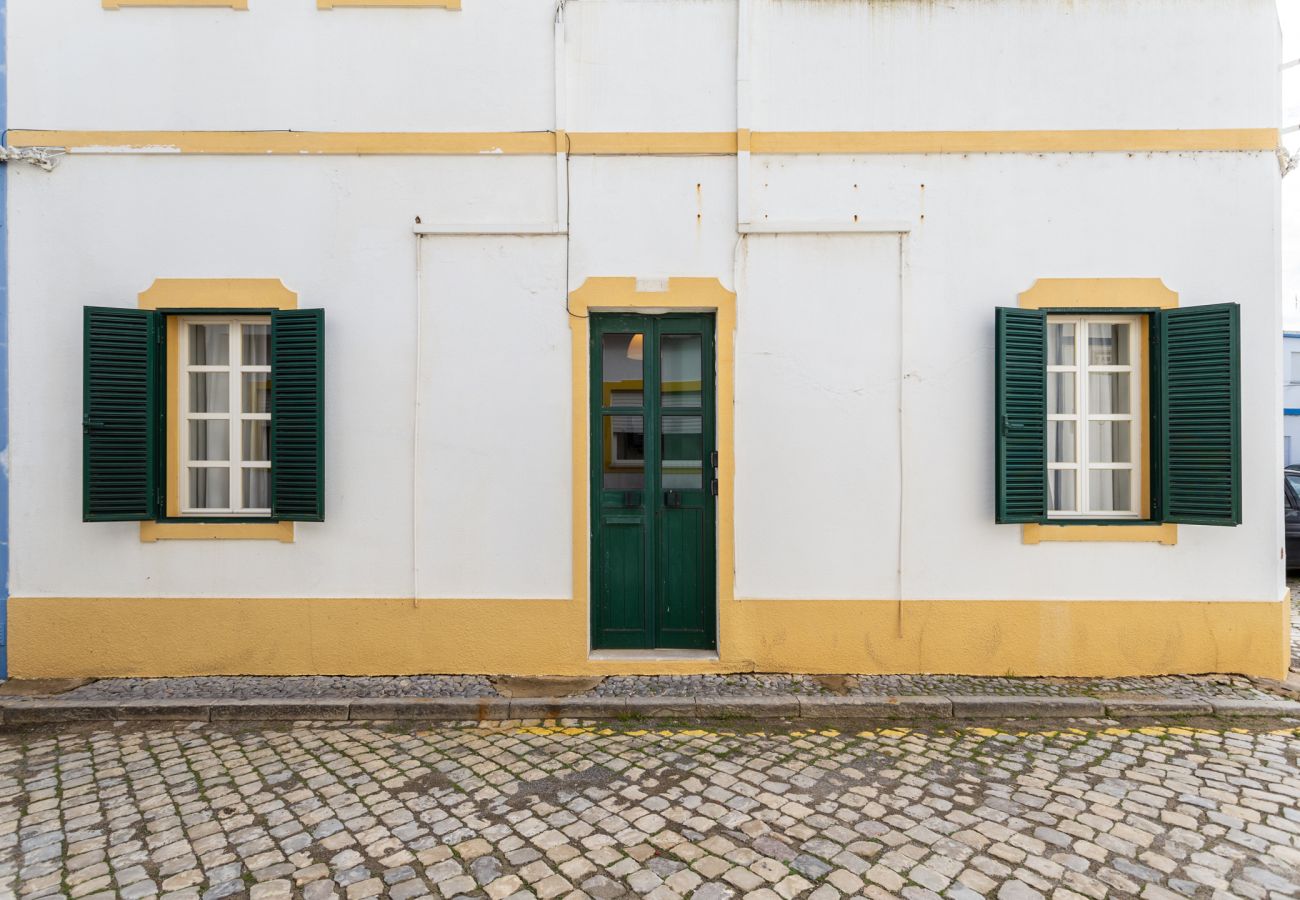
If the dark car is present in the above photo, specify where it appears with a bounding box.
[1286,466,1300,570]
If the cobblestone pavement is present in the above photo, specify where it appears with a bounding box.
[45,674,1284,704]
[3,719,1300,900]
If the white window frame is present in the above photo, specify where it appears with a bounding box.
[1046,314,1143,519]
[178,315,272,517]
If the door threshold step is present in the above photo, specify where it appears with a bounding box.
[589,649,720,662]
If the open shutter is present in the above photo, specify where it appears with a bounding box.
[271,308,325,521]
[995,307,1047,523]
[83,307,160,521]
[1158,303,1240,526]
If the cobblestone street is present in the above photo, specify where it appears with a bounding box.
[2,719,1299,900]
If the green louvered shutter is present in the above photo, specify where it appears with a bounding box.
[271,309,325,521]
[1158,303,1240,526]
[83,307,161,522]
[995,307,1047,523]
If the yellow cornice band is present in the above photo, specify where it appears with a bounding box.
[749,129,1279,154]
[104,0,246,7]
[8,129,1278,157]
[319,0,459,7]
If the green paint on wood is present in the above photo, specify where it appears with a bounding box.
[83,307,161,522]
[270,309,325,522]
[1158,303,1240,526]
[590,314,716,651]
[995,307,1047,523]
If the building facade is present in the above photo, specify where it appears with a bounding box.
[1285,332,1300,464]
[3,0,1290,679]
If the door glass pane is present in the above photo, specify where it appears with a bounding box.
[661,334,703,409]
[189,373,229,413]
[243,468,270,509]
[1088,373,1131,414]
[189,323,229,366]
[603,415,645,490]
[1048,421,1076,463]
[662,416,703,489]
[1087,323,1130,366]
[1048,373,1075,415]
[189,468,230,509]
[243,420,270,462]
[602,334,644,407]
[242,323,270,367]
[1088,469,1132,513]
[188,420,230,461]
[1088,421,1132,463]
[1048,323,1076,366]
[242,373,270,414]
[1049,470,1077,513]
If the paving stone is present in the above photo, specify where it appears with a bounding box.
[2,714,1299,900]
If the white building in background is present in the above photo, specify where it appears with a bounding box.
[3,0,1291,679]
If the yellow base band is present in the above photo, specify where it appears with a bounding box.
[7,596,1289,680]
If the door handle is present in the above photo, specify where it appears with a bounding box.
[83,417,106,434]
[664,490,682,509]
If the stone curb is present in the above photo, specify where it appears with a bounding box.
[1,694,1298,726]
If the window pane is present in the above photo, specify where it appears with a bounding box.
[602,334,644,407]
[1048,421,1076,463]
[1048,373,1075,415]
[189,323,229,366]
[242,373,270,414]
[661,334,703,409]
[188,420,229,461]
[242,323,270,367]
[243,420,270,462]
[243,468,270,510]
[1087,323,1130,366]
[1049,470,1077,513]
[662,415,703,489]
[1088,373,1131,414]
[1088,469,1132,513]
[1048,323,1076,366]
[189,468,230,509]
[1088,421,1132,463]
[188,373,230,414]
[603,414,645,490]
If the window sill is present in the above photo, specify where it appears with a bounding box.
[1021,523,1177,546]
[140,521,295,543]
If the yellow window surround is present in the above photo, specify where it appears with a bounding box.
[1018,277,1178,545]
[104,0,247,8]
[139,278,298,543]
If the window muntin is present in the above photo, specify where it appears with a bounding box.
[179,316,271,516]
[1047,315,1142,519]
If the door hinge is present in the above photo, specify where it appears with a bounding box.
[710,450,718,468]
[710,478,718,497]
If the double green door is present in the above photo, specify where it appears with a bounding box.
[591,314,717,650]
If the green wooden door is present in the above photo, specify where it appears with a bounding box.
[591,314,717,650]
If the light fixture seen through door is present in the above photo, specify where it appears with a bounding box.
[627,333,643,360]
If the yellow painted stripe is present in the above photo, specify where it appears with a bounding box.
[564,132,739,155]
[5,596,1289,679]
[104,0,245,7]
[8,131,558,156]
[749,129,1280,154]
[320,0,458,7]
[8,129,1277,157]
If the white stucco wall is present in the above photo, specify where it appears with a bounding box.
[5,0,1285,609]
